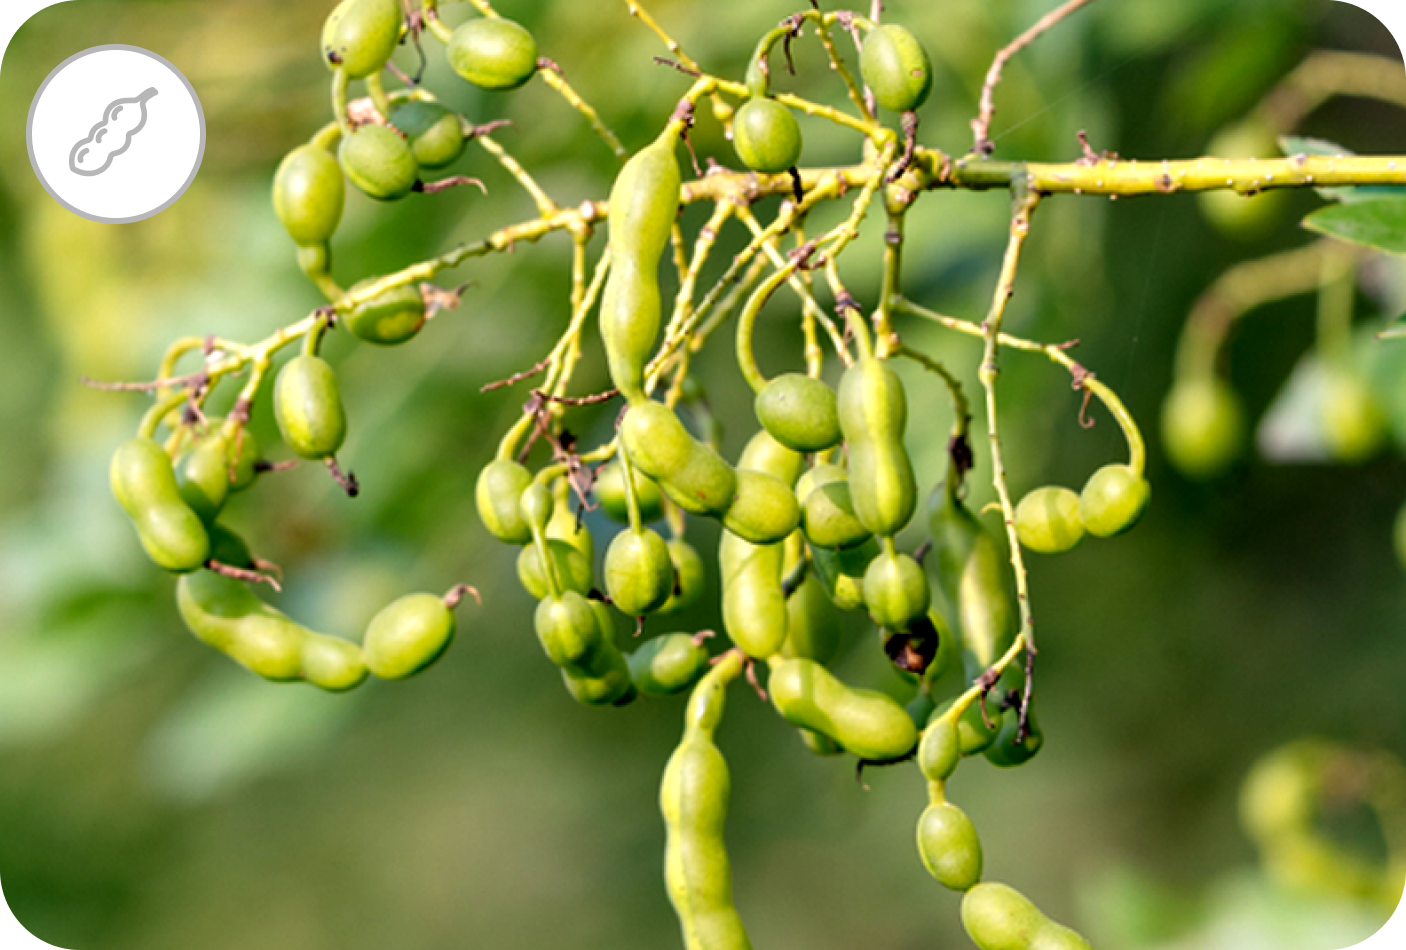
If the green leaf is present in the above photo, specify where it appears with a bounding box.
[1302,197,1406,254]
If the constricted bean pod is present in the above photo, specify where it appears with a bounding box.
[960,882,1094,950]
[177,568,367,690]
[621,401,736,517]
[660,651,754,950]
[927,483,1015,682]
[768,657,918,760]
[111,436,210,573]
[838,358,916,537]
[362,591,462,680]
[600,138,681,403]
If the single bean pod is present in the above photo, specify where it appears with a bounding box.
[918,716,961,782]
[859,23,934,114]
[339,125,418,201]
[659,539,706,615]
[810,536,879,612]
[755,373,841,453]
[732,97,802,174]
[984,704,1044,769]
[628,633,711,697]
[388,99,466,170]
[518,538,594,599]
[475,458,534,544]
[1161,377,1244,479]
[274,354,347,461]
[605,527,674,616]
[1079,463,1150,538]
[917,801,983,891]
[564,599,636,706]
[363,591,461,680]
[862,547,930,629]
[927,484,1015,682]
[621,401,736,517]
[660,651,754,950]
[447,18,539,91]
[1014,486,1085,554]
[300,630,371,691]
[839,358,916,537]
[801,471,872,550]
[768,657,918,760]
[721,470,799,545]
[321,0,402,79]
[533,590,603,669]
[719,531,787,659]
[343,279,426,346]
[177,430,236,524]
[272,144,345,247]
[600,138,681,402]
[111,436,210,573]
[961,882,1094,950]
[594,459,665,524]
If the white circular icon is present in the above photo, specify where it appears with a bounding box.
[26,45,205,223]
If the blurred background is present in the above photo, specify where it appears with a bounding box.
[0,0,1403,948]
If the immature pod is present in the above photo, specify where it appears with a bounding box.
[1014,486,1084,554]
[557,600,635,706]
[768,657,918,760]
[1079,463,1150,538]
[659,539,706,615]
[274,354,347,461]
[546,478,593,564]
[621,401,736,517]
[721,470,799,545]
[918,717,961,782]
[339,125,418,201]
[838,358,916,536]
[475,458,534,544]
[301,631,371,691]
[600,139,681,403]
[605,527,674,616]
[754,373,841,453]
[810,536,879,612]
[916,801,983,891]
[927,485,1015,682]
[533,590,604,669]
[859,23,934,114]
[719,532,787,659]
[388,100,466,170]
[594,459,665,524]
[628,633,711,697]
[800,468,872,550]
[273,144,344,247]
[862,547,930,628]
[447,18,540,91]
[362,592,459,680]
[932,697,1002,756]
[321,0,402,79]
[961,882,1094,950]
[732,97,802,174]
[177,432,234,524]
[518,538,594,599]
[1161,377,1244,479]
[343,279,426,346]
[983,703,1044,768]
[782,570,842,666]
[111,436,210,573]
[660,652,754,950]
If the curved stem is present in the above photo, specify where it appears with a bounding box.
[735,257,803,394]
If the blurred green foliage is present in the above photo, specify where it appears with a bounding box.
[0,1,1403,948]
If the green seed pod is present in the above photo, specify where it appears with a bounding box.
[918,717,960,782]
[984,705,1044,768]
[110,436,210,573]
[628,633,711,697]
[859,23,933,114]
[475,459,534,544]
[862,548,930,629]
[755,373,841,453]
[447,18,539,91]
[1013,486,1085,554]
[810,536,878,612]
[839,358,916,537]
[594,459,665,523]
[560,600,637,706]
[343,278,426,346]
[322,0,402,78]
[660,652,753,950]
[932,698,1001,756]
[1161,377,1244,479]
[961,882,1094,950]
[176,570,304,683]
[362,592,457,680]
[732,97,802,174]
[534,591,603,669]
[801,477,872,550]
[621,402,737,517]
[300,631,370,691]
[721,470,800,545]
[660,539,706,615]
[768,657,918,760]
[736,429,805,487]
[719,532,787,659]
[274,354,347,460]
[782,569,842,666]
[600,140,681,402]
[519,481,553,533]
[388,99,465,169]
[917,802,983,891]
[177,431,234,524]
[339,125,418,201]
[517,539,594,599]
[927,485,1015,682]
[605,527,674,615]
[546,479,593,563]
[1079,463,1150,538]
[273,144,345,247]
[1321,370,1386,463]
